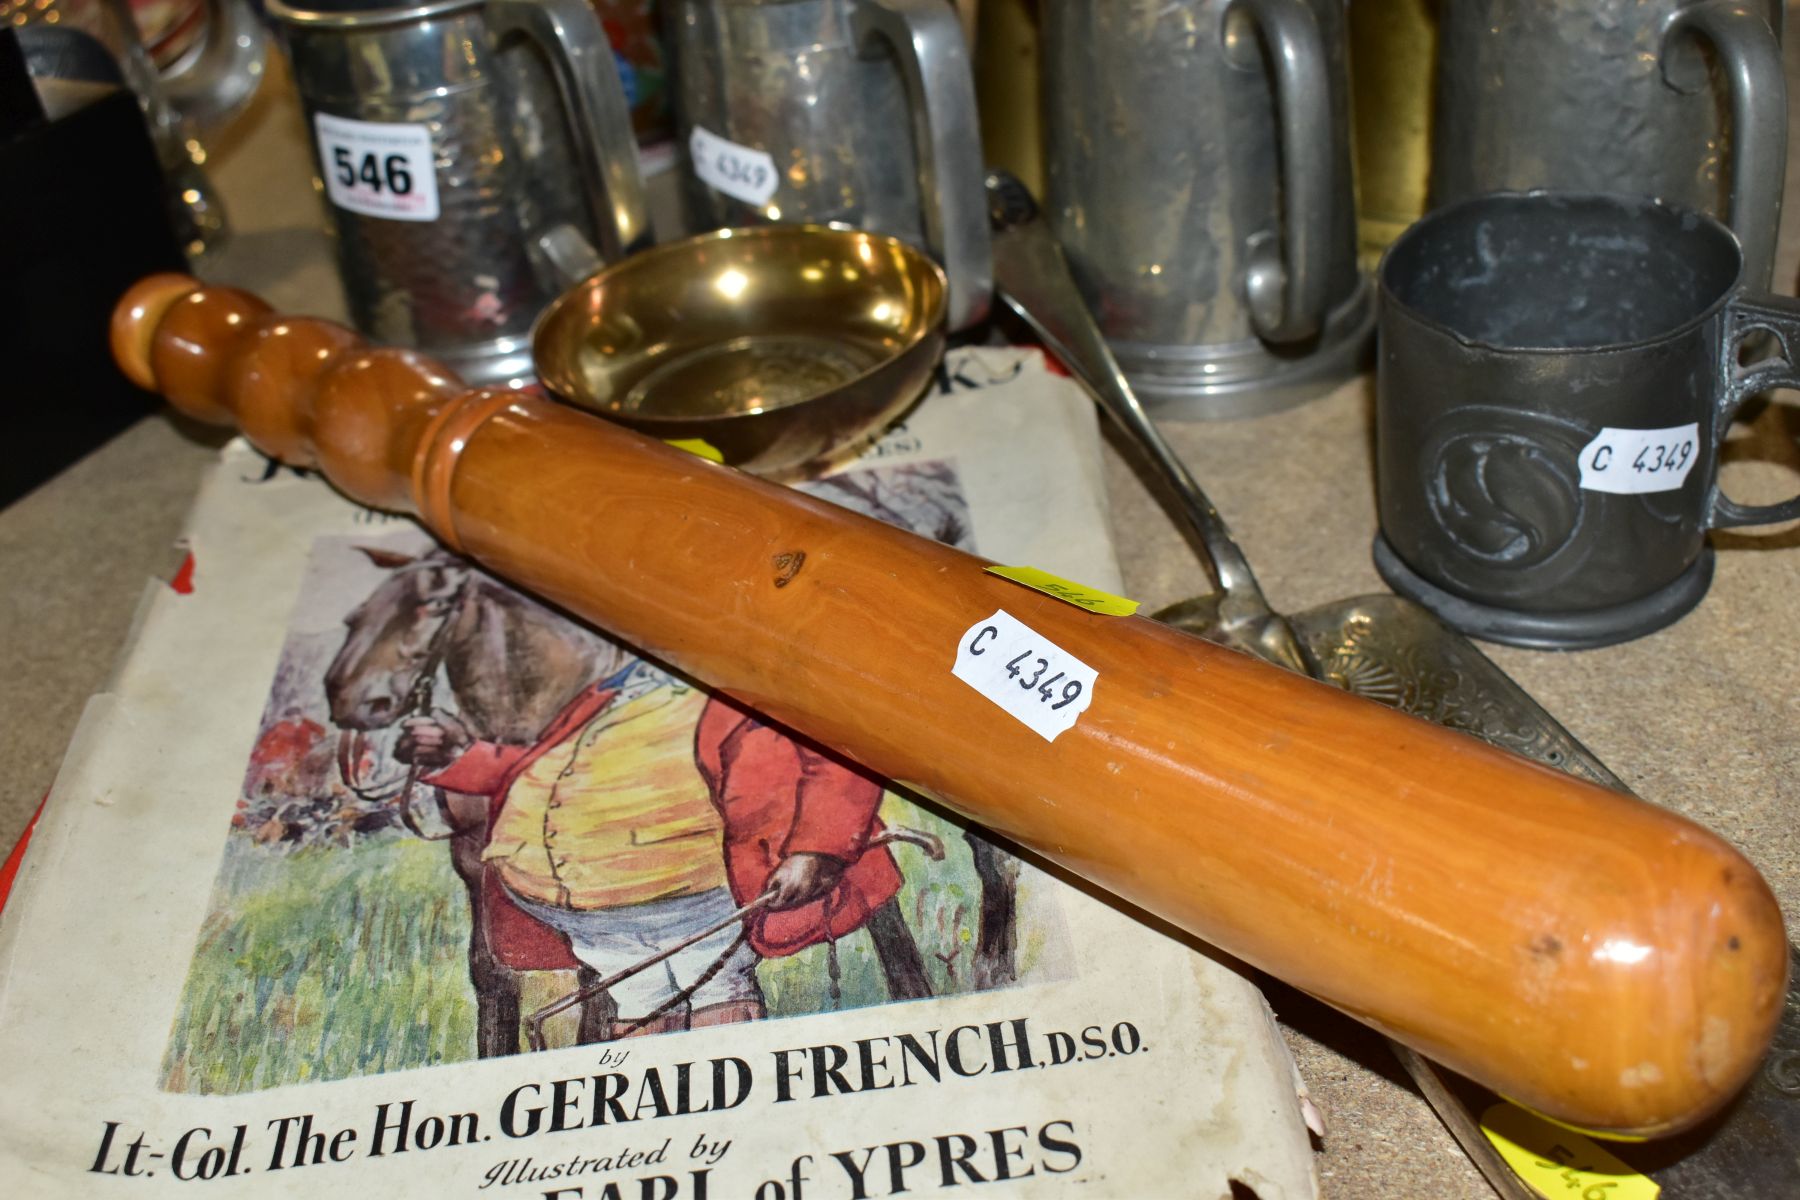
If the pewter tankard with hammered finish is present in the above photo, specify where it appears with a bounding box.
[270,0,651,385]
[1041,0,1371,419]
[1433,0,1786,290]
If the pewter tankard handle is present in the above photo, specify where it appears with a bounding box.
[1712,295,1800,527]
[852,0,994,331]
[489,0,653,263]
[1228,0,1331,343]
[1663,0,1787,292]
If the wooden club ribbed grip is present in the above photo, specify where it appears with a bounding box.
[113,275,1788,1138]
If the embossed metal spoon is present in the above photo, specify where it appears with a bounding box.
[985,168,1800,1199]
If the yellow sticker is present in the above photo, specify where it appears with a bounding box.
[1479,1103,1659,1200]
[665,438,725,463]
[985,565,1140,616]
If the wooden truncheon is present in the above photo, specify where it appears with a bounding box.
[112,275,1788,1138]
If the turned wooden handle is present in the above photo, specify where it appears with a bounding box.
[114,275,1789,1137]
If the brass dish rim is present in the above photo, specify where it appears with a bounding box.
[530,223,950,429]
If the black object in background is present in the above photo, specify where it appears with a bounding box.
[1,26,187,508]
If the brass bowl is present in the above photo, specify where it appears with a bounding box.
[532,225,948,476]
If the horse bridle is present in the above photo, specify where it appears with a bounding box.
[335,570,480,841]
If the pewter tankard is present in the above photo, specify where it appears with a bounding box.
[669,0,992,331]
[1433,0,1786,291]
[1041,0,1370,418]
[270,0,651,385]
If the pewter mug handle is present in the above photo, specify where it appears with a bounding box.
[1227,0,1331,344]
[488,0,653,264]
[1708,293,1800,528]
[1663,0,1787,293]
[852,0,994,331]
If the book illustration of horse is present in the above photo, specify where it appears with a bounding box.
[326,545,609,1053]
[323,546,971,1055]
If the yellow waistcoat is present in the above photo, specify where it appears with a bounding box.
[482,683,727,909]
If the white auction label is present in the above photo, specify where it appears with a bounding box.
[314,113,440,222]
[690,124,780,206]
[952,610,1098,742]
[1577,423,1701,494]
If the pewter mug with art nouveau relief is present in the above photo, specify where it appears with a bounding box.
[1375,191,1800,650]
[668,0,992,331]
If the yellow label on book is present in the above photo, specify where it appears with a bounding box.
[985,565,1139,616]
[1479,1103,1658,1200]
[665,438,725,463]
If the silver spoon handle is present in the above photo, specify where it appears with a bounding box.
[985,171,1264,604]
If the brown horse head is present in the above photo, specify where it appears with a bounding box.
[325,546,622,741]
[325,548,470,731]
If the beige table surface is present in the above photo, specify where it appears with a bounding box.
[7,43,1800,1200]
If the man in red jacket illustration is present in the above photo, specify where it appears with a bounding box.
[398,657,917,1036]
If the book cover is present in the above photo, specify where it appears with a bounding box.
[0,349,1317,1198]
